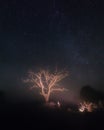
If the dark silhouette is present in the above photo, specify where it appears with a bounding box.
[0,90,5,104]
[80,85,104,104]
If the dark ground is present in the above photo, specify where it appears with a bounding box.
[0,102,104,130]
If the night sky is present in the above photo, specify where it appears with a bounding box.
[0,0,104,102]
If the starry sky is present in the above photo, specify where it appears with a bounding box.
[0,0,104,102]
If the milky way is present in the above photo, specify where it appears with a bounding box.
[0,0,104,102]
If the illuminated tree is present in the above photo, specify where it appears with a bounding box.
[24,69,68,103]
[79,101,97,112]
[79,85,104,111]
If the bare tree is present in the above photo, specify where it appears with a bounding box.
[24,69,68,103]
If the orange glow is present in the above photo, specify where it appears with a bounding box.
[24,69,68,103]
[79,105,85,112]
[57,101,61,108]
[79,102,98,112]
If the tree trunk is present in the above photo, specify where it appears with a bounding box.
[45,94,50,103]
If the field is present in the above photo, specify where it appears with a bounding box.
[0,102,104,130]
